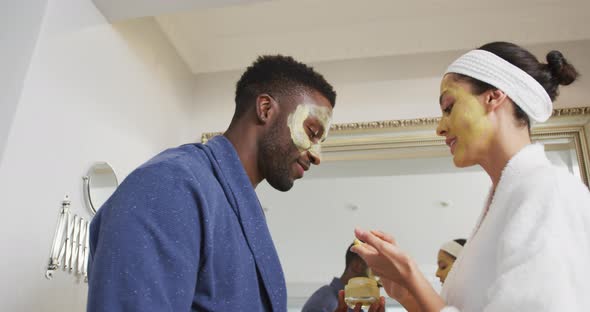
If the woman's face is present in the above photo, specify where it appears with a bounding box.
[435,250,456,284]
[436,75,494,167]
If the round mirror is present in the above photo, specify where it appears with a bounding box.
[83,162,118,214]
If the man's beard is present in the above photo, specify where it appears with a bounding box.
[259,122,296,192]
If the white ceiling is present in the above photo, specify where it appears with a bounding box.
[93,0,268,22]
[152,0,590,74]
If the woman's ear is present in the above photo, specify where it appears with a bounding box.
[485,89,508,112]
[255,94,277,124]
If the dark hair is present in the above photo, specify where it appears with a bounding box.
[453,42,579,129]
[234,55,336,119]
[454,238,467,246]
[345,242,363,269]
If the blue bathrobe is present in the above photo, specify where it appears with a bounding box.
[87,136,287,311]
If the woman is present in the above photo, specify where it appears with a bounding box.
[350,42,590,311]
[436,239,466,285]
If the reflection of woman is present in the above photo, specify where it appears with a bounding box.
[436,239,465,285]
[351,41,590,311]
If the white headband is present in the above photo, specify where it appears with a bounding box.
[440,241,463,259]
[445,49,552,123]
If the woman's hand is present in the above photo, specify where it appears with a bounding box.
[351,228,415,287]
[380,277,422,312]
[351,228,445,312]
[380,276,410,303]
[334,290,385,312]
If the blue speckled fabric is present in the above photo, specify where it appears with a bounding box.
[87,135,287,312]
[301,277,343,312]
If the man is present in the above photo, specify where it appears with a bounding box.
[87,55,336,311]
[302,243,370,312]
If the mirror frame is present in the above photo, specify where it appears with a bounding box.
[202,106,590,187]
[83,162,119,215]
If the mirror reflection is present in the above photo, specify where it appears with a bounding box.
[83,162,119,214]
[246,111,590,309]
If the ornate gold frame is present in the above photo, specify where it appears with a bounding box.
[202,107,590,186]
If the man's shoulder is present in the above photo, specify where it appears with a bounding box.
[131,143,214,181]
[91,144,212,229]
[143,143,207,169]
[311,284,336,295]
[301,284,339,311]
[104,144,220,209]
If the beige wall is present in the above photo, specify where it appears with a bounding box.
[0,0,195,310]
[0,0,47,166]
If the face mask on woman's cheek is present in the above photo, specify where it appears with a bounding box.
[442,83,493,165]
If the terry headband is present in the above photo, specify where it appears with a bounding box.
[440,240,463,259]
[445,49,553,123]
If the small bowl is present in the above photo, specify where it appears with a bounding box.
[344,277,380,309]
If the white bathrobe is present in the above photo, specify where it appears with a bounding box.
[441,144,590,311]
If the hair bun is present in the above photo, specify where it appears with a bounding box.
[546,50,579,86]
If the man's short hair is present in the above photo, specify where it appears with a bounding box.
[234,55,336,119]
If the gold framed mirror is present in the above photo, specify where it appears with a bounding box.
[200,106,590,305]
[202,106,590,187]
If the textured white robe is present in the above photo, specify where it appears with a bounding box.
[441,144,590,311]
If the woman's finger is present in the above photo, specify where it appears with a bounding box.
[360,229,406,263]
[355,228,389,252]
[371,230,397,245]
[352,237,379,253]
[350,239,379,258]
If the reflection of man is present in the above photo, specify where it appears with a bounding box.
[302,243,369,312]
[87,55,336,311]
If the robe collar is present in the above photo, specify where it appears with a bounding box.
[443,143,550,301]
[476,143,550,231]
[202,135,287,311]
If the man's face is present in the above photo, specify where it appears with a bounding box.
[259,91,333,192]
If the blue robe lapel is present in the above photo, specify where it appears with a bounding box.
[202,135,287,312]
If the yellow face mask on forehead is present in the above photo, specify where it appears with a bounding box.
[439,77,493,166]
[287,104,332,161]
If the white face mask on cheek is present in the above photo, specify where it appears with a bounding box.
[287,104,332,161]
